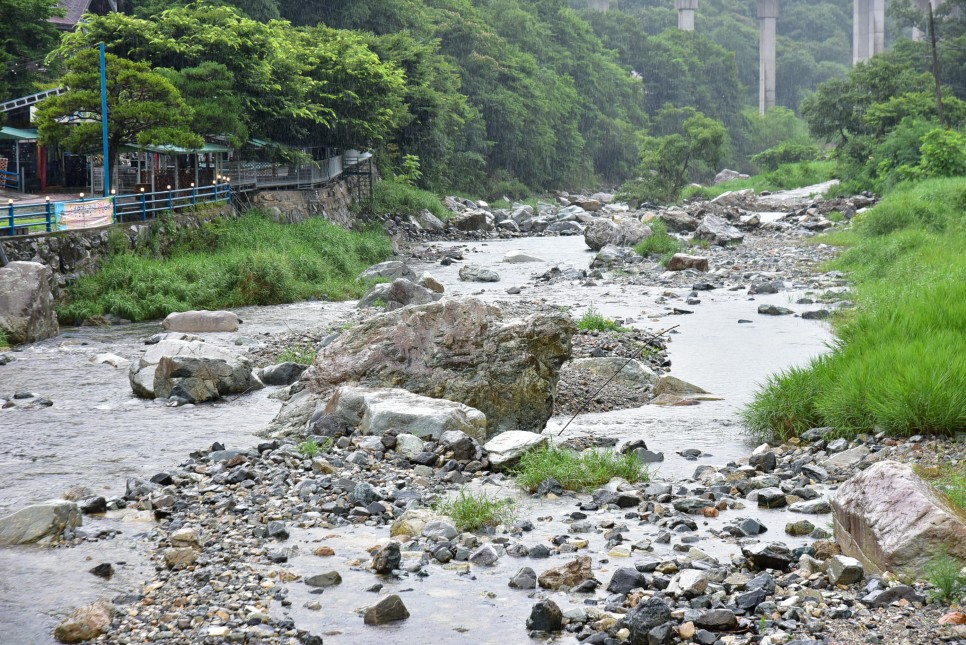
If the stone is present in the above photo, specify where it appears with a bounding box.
[170,527,200,548]
[652,376,709,397]
[757,488,787,508]
[162,310,240,333]
[259,362,308,386]
[326,386,487,443]
[364,594,410,625]
[164,547,198,568]
[438,430,479,461]
[665,254,709,272]
[713,169,750,184]
[538,556,593,590]
[414,210,445,232]
[758,304,794,316]
[418,273,445,293]
[622,597,671,644]
[694,215,743,246]
[484,431,548,470]
[458,264,500,282]
[584,217,652,251]
[91,353,129,368]
[742,542,794,571]
[0,500,80,546]
[822,445,870,470]
[422,520,459,541]
[657,210,699,232]
[509,567,537,589]
[526,600,562,632]
[607,567,648,594]
[305,571,342,587]
[667,569,709,597]
[129,339,262,401]
[394,433,425,460]
[281,298,573,436]
[566,357,657,388]
[861,585,924,608]
[469,544,500,566]
[591,244,639,268]
[358,278,437,310]
[371,542,401,574]
[827,555,864,585]
[89,563,114,579]
[358,260,417,283]
[789,498,832,514]
[695,609,737,631]
[390,509,440,537]
[832,460,966,573]
[0,261,59,344]
[785,520,815,536]
[53,600,113,643]
[449,210,494,232]
[503,250,545,263]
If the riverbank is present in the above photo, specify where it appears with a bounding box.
[2,185,962,645]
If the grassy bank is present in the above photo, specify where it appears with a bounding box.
[744,178,966,441]
[57,211,394,324]
[683,160,837,201]
[373,179,450,221]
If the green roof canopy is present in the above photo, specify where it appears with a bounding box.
[0,126,39,141]
[121,142,231,154]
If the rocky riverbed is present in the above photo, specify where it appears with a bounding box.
[2,185,965,645]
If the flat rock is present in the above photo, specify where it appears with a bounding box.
[305,571,342,587]
[364,594,409,625]
[0,500,80,546]
[566,357,657,388]
[503,250,545,263]
[538,556,593,590]
[666,254,709,272]
[162,310,239,333]
[358,260,417,283]
[694,215,743,246]
[458,264,500,282]
[827,555,864,585]
[484,431,548,470]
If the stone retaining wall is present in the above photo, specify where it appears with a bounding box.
[249,175,361,229]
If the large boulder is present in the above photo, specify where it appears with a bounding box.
[129,339,262,401]
[0,500,80,546]
[449,210,494,232]
[0,261,58,344]
[665,254,709,272]
[584,217,652,251]
[358,260,417,283]
[655,210,699,233]
[54,600,114,643]
[565,357,657,389]
[161,310,239,333]
[832,460,966,573]
[278,298,574,436]
[326,386,487,442]
[358,278,438,310]
[693,215,744,246]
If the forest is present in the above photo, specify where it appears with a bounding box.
[2,0,965,199]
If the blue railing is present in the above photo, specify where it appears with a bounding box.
[3,183,231,236]
[1,169,20,191]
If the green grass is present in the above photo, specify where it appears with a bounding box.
[577,305,628,332]
[514,445,649,493]
[634,219,682,263]
[56,210,394,324]
[434,489,516,532]
[0,328,8,349]
[682,160,837,201]
[744,178,966,442]
[924,549,966,604]
[297,438,333,458]
[278,343,316,365]
[373,179,450,221]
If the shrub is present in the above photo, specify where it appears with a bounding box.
[0,328,8,349]
[634,219,682,261]
[373,179,450,220]
[278,344,316,365]
[515,445,649,493]
[297,438,332,458]
[925,549,966,605]
[577,305,628,332]
[751,142,820,171]
[434,489,516,532]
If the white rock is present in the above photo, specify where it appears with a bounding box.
[483,431,547,470]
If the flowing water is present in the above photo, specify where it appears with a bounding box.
[0,230,833,644]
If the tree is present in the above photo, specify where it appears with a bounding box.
[34,49,201,189]
[0,0,62,100]
[157,62,248,148]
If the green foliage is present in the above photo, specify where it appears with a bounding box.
[297,438,332,458]
[434,489,516,532]
[0,327,8,349]
[156,62,248,147]
[924,549,966,605]
[932,464,966,513]
[373,179,449,220]
[577,305,627,332]
[515,445,649,493]
[751,143,820,172]
[683,161,837,201]
[918,128,966,179]
[634,220,682,261]
[34,50,200,185]
[56,211,393,324]
[744,178,966,441]
[278,344,316,365]
[0,0,62,99]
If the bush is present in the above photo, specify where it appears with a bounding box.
[634,219,682,261]
[373,179,450,220]
[278,344,316,365]
[57,211,394,323]
[925,550,966,605]
[751,142,820,171]
[434,489,516,532]
[577,305,628,332]
[515,445,648,493]
[0,328,8,349]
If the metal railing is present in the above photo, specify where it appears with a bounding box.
[3,183,231,236]
[1,169,20,191]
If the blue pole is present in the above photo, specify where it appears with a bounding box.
[45,198,52,233]
[7,200,14,236]
[99,43,110,197]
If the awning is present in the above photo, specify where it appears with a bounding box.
[0,126,39,141]
[121,142,232,154]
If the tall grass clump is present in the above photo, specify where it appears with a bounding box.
[744,177,966,442]
[634,219,682,263]
[57,211,394,324]
[434,489,516,532]
[577,305,628,332]
[924,549,966,605]
[373,179,450,221]
[0,328,8,349]
[515,445,648,493]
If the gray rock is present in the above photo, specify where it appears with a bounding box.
[526,599,562,632]
[785,519,815,536]
[358,260,417,283]
[371,542,401,574]
[394,433,425,460]
[742,542,794,571]
[861,585,924,608]
[607,567,648,594]
[0,261,59,344]
[259,362,308,386]
[458,264,500,282]
[827,555,864,585]
[130,339,262,401]
[484,431,548,470]
[622,597,671,643]
[305,571,342,587]
[667,569,709,597]
[509,567,537,589]
[503,250,545,263]
[469,544,500,566]
[694,215,743,246]
[422,521,459,541]
[0,500,80,546]
[758,304,794,316]
[358,278,437,310]
[695,609,737,631]
[756,487,787,509]
[162,310,239,333]
[53,600,113,643]
[364,594,410,625]
[326,386,487,443]
[566,357,657,388]
[789,498,831,514]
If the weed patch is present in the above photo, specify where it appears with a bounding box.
[279,344,316,365]
[434,489,516,532]
[297,438,332,458]
[577,305,628,332]
[373,179,450,221]
[925,549,966,605]
[515,445,648,493]
[634,220,682,261]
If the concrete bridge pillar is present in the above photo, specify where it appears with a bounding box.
[586,0,610,11]
[853,0,885,63]
[758,0,779,114]
[675,0,699,31]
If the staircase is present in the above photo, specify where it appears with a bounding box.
[0,87,65,113]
